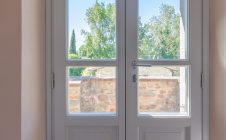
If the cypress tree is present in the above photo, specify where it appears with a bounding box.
[69,29,76,54]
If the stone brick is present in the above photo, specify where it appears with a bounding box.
[68,78,180,113]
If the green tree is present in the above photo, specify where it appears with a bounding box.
[69,30,81,76]
[69,29,76,54]
[69,67,85,77]
[78,1,116,59]
[68,53,84,77]
[138,4,180,59]
[70,3,180,77]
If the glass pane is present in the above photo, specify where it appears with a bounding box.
[138,66,189,116]
[138,0,188,60]
[67,67,116,115]
[68,0,116,60]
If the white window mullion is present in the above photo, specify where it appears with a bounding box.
[66,60,117,67]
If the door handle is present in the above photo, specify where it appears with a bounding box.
[132,60,152,69]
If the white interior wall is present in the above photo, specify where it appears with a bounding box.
[210,0,226,139]
[21,0,46,140]
[0,1,21,139]
[1,0,226,140]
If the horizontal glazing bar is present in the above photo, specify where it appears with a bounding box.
[137,60,190,66]
[139,112,189,117]
[66,60,117,66]
[67,113,117,117]
[64,117,118,126]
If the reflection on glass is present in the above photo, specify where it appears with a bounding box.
[138,0,187,60]
[68,0,116,60]
[138,66,189,115]
[67,67,116,114]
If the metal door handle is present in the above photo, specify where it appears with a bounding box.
[132,60,152,69]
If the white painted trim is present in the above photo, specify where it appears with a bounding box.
[46,0,210,139]
[137,60,191,65]
[46,0,52,140]
[65,60,191,67]
[202,0,210,139]
[48,0,126,139]
[65,60,117,66]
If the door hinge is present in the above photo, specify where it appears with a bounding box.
[133,74,137,83]
[51,72,55,89]
[201,73,204,89]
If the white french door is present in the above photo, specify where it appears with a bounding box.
[52,0,125,140]
[126,0,202,139]
[51,0,203,139]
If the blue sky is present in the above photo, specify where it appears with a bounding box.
[68,0,180,49]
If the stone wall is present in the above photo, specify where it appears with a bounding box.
[138,78,179,112]
[68,78,180,113]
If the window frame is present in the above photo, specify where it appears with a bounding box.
[45,0,210,139]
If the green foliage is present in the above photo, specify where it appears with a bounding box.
[77,3,180,60]
[69,30,76,54]
[68,54,84,77]
[68,53,80,59]
[78,1,116,59]
[69,3,181,77]
[81,68,96,76]
[69,67,85,77]
[138,4,180,59]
